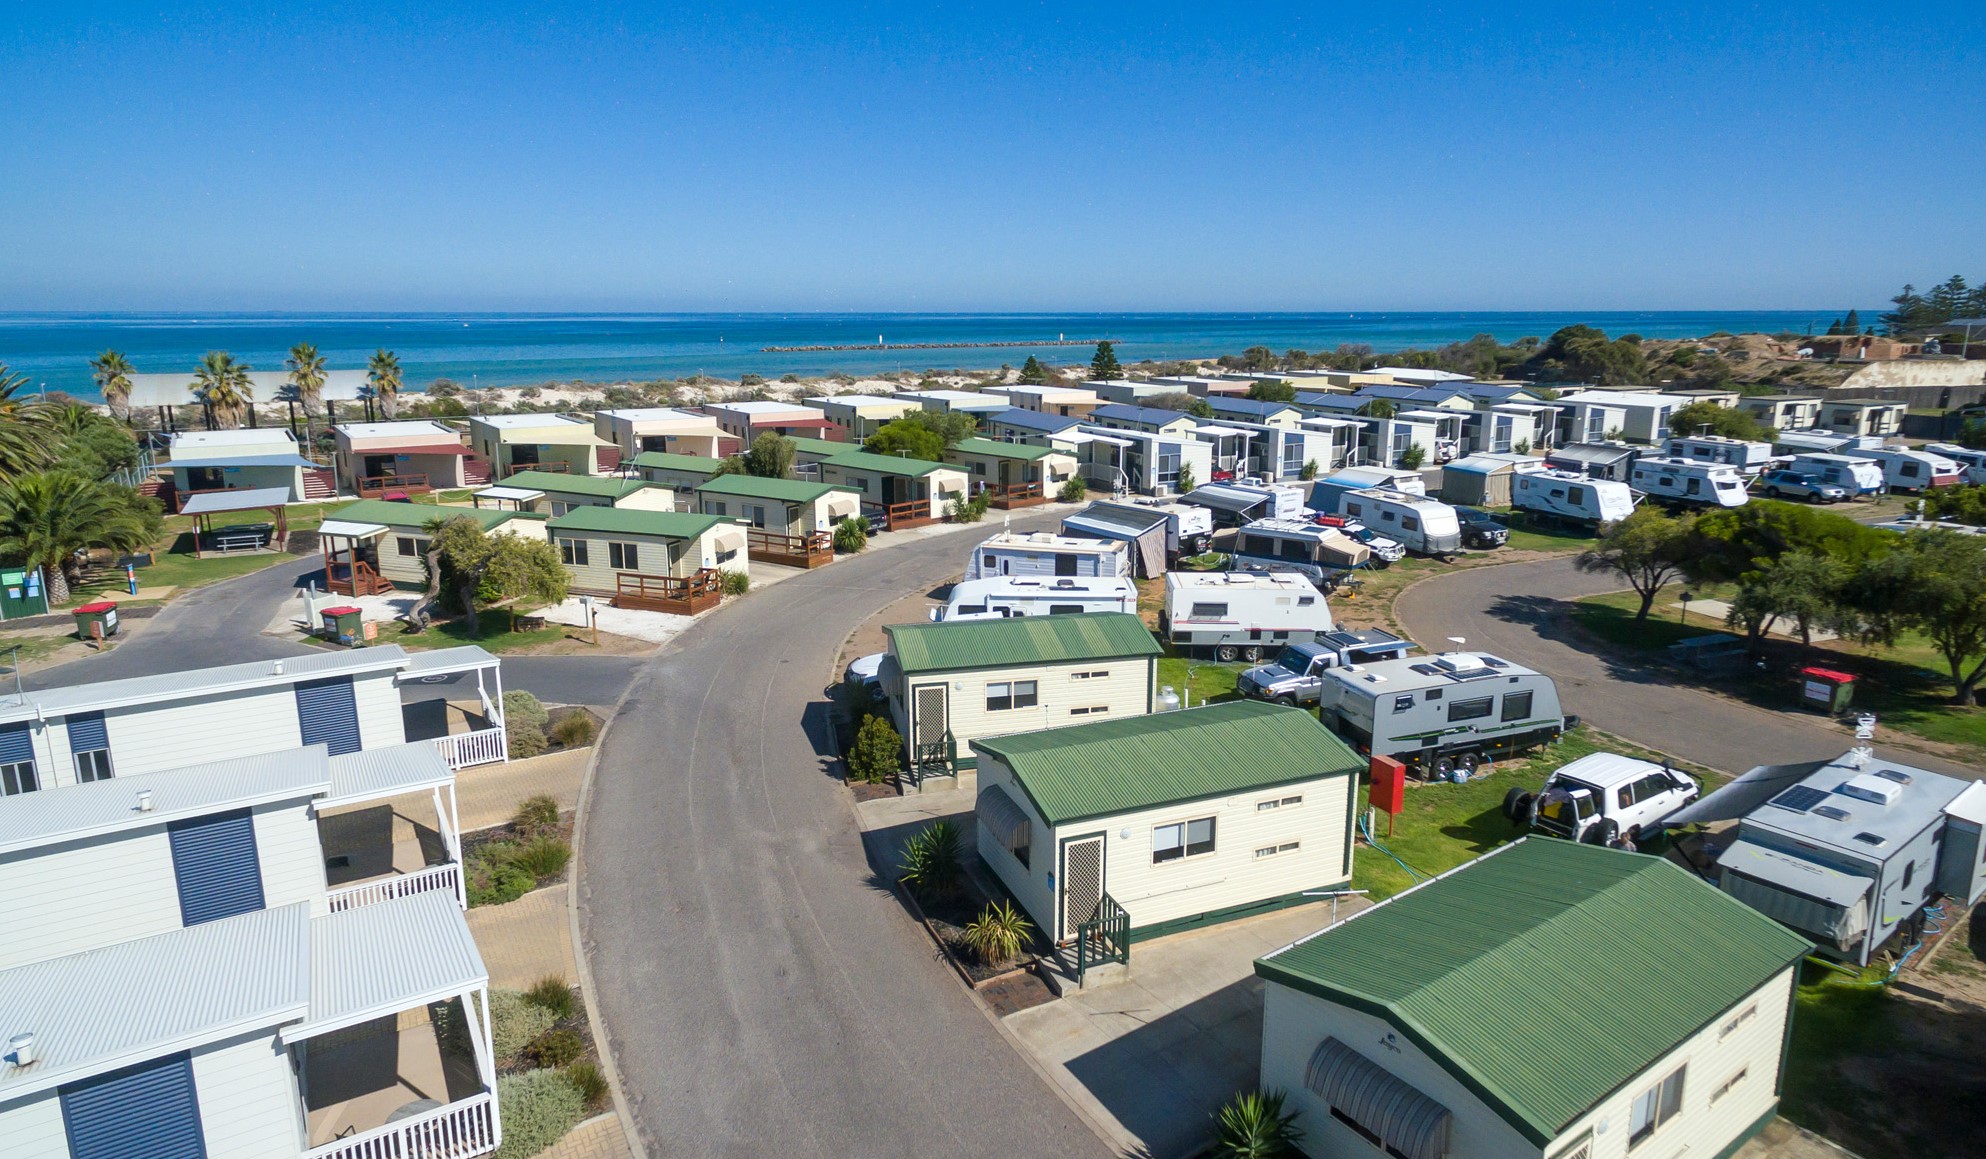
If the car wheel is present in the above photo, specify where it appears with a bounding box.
[1582,818,1620,847]
[1275,695,1297,707]
[1502,786,1533,823]
[1215,644,1238,662]
[1762,487,1781,499]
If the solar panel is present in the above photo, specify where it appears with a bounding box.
[1767,785,1830,814]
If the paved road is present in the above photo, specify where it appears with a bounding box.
[581,514,1110,1159]
[1394,555,1979,779]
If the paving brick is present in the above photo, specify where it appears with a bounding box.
[541,1113,635,1159]
[465,884,579,990]
[457,748,591,832]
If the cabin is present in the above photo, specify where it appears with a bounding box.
[1256,838,1811,1159]
[318,500,544,593]
[700,400,841,444]
[1076,425,1215,497]
[817,452,968,530]
[964,532,1130,580]
[1396,408,1467,462]
[984,408,1087,451]
[630,451,727,495]
[944,438,1078,507]
[1737,394,1823,431]
[1464,403,1558,454]
[593,407,733,459]
[165,429,320,510]
[467,413,609,478]
[1553,390,1677,445]
[694,475,860,567]
[1087,403,1201,438]
[1145,375,1254,398]
[894,389,1011,424]
[1085,379,1183,405]
[332,420,483,498]
[474,470,675,517]
[1203,397,1307,428]
[1662,386,1743,409]
[1818,398,1907,438]
[881,612,1161,781]
[779,435,854,476]
[988,384,1102,417]
[973,700,1359,943]
[547,507,743,611]
[803,394,923,441]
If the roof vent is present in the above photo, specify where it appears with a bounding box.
[272,660,284,676]
[1874,768,1913,786]
[1851,832,1887,847]
[1838,774,1903,807]
[6,1033,34,1068]
[1433,653,1487,674]
[1813,805,1853,822]
[136,790,154,813]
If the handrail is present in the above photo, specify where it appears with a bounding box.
[1075,892,1130,984]
[326,862,464,912]
[431,727,507,769]
[304,1090,496,1159]
[358,472,432,496]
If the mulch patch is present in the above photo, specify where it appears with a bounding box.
[979,969,1058,1017]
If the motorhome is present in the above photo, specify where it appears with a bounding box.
[1230,518,1371,585]
[1853,446,1964,492]
[1511,467,1638,528]
[1663,434,1774,475]
[1923,443,1986,485]
[1316,651,1568,775]
[1787,452,1885,496]
[1158,571,1334,661]
[1628,456,1752,508]
[964,531,1130,580]
[1306,465,1426,514]
[929,575,1138,622]
[1336,488,1464,555]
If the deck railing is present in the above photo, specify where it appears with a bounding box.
[864,499,933,531]
[305,1091,496,1159]
[358,473,433,497]
[613,569,723,613]
[431,727,507,769]
[326,862,464,913]
[1075,893,1130,985]
[986,480,1045,508]
[745,526,833,567]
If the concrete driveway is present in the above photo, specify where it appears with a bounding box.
[1393,555,1978,779]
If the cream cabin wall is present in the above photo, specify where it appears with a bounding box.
[906,657,1155,754]
[194,1030,308,1159]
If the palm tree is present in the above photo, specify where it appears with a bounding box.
[0,470,158,604]
[90,350,136,421]
[191,351,253,430]
[0,363,53,480]
[367,349,403,420]
[0,363,33,416]
[285,342,327,434]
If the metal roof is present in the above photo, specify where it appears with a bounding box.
[470,485,544,504]
[1206,397,1303,418]
[177,487,295,515]
[596,407,708,423]
[498,471,651,499]
[1090,403,1193,426]
[548,507,722,540]
[1734,752,1966,854]
[1255,839,1812,1145]
[292,891,487,1040]
[171,429,302,451]
[1063,502,1167,535]
[317,518,389,538]
[694,474,854,502]
[397,645,501,678]
[1547,443,1638,466]
[8,646,411,725]
[949,437,1057,462]
[332,499,523,533]
[973,700,1359,826]
[164,452,320,470]
[988,408,1083,433]
[335,420,462,440]
[703,400,820,416]
[1181,484,1274,514]
[631,451,727,473]
[822,450,953,477]
[0,748,331,855]
[0,903,311,1099]
[324,743,455,808]
[887,611,1159,676]
[471,413,592,429]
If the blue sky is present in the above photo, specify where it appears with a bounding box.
[2,2,1980,312]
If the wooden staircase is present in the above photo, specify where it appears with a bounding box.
[463,456,493,486]
[598,446,623,473]
[303,468,338,500]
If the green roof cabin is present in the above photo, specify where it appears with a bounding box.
[1255,838,1812,1159]
[547,507,746,613]
[818,452,968,530]
[971,698,1360,943]
[631,451,729,493]
[693,475,861,568]
[318,499,545,594]
[471,470,677,518]
[943,438,1080,508]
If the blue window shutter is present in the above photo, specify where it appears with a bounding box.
[168,809,265,926]
[66,711,109,753]
[62,1052,208,1159]
[0,722,33,764]
[295,675,362,756]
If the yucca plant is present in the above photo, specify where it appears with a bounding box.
[1211,1089,1304,1159]
[962,900,1033,966]
[897,818,963,900]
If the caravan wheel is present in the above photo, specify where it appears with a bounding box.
[1215,643,1239,662]
[1241,645,1263,662]
[1457,752,1479,773]
[1433,755,1457,779]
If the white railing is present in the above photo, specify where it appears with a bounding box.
[431,727,506,769]
[306,1091,497,1159]
[326,863,464,913]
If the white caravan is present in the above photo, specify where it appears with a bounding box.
[1924,443,1986,485]
[930,576,1138,622]
[1159,572,1334,661]
[1307,465,1426,515]
[1337,488,1465,555]
[1662,434,1774,475]
[964,531,1130,580]
[1230,518,1371,585]
[1511,467,1638,528]
[1316,651,1568,775]
[1787,452,1884,496]
[1852,446,1964,493]
[1628,456,1751,508]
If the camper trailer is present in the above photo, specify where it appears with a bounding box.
[1787,452,1885,496]
[1923,443,1986,485]
[1663,434,1774,475]
[1179,481,1306,527]
[1061,500,1215,573]
[1159,571,1335,661]
[1511,467,1638,528]
[1306,465,1426,514]
[1230,518,1371,585]
[930,575,1137,622]
[1628,456,1752,508]
[964,532,1130,580]
[1336,488,1464,555]
[1316,651,1568,775]
[1853,446,1964,492]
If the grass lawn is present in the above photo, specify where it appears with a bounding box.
[390,616,569,653]
[1155,655,1245,708]
[0,631,83,668]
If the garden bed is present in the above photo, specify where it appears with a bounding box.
[482,978,615,1158]
[464,797,574,907]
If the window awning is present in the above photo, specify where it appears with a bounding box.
[712,524,748,552]
[285,891,487,1041]
[1720,840,1870,947]
[1305,1038,1452,1159]
[978,784,1032,853]
[317,519,389,539]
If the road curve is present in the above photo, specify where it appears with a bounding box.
[580,517,1111,1159]
[1394,555,1978,779]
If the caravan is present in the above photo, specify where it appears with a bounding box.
[1853,446,1964,492]
[1230,518,1371,585]
[1307,465,1426,514]
[1511,467,1637,528]
[1337,489,1464,555]
[1316,651,1568,775]
[1787,452,1885,496]
[964,531,1130,580]
[1663,434,1774,476]
[1628,456,1751,508]
[1159,572,1334,661]
[1179,481,1306,527]
[1924,443,1986,485]
[930,576,1137,622]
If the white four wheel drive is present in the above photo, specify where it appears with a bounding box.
[1504,752,1699,848]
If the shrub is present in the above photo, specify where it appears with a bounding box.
[525,1027,586,1068]
[1057,476,1089,503]
[508,722,548,760]
[1398,444,1427,470]
[510,836,572,880]
[1210,1089,1304,1158]
[962,900,1034,966]
[898,819,963,900]
[845,714,902,785]
[468,857,535,907]
[504,690,550,733]
[562,1060,610,1110]
[1299,459,1319,481]
[490,990,558,1060]
[512,794,560,836]
[549,713,596,747]
[720,569,750,596]
[832,516,868,553]
[494,1068,585,1159]
[524,975,577,1020]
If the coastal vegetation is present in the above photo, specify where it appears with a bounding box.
[1088,341,1122,382]
[1880,275,1985,335]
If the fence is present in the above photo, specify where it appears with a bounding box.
[1075,893,1130,985]
[326,863,465,912]
[304,1091,497,1159]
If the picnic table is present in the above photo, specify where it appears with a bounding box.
[211,523,275,554]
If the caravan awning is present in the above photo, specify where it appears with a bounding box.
[1305,1038,1452,1159]
[978,785,1032,855]
[1661,760,1834,828]
[1183,484,1270,515]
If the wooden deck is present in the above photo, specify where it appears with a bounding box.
[869,499,936,531]
[356,473,433,498]
[746,527,833,568]
[325,560,392,597]
[987,481,1046,509]
[611,570,723,615]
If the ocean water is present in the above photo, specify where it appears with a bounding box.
[0,310,1852,401]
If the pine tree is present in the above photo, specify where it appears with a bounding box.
[1842,309,1860,333]
[1089,341,1122,382]
[1016,356,1050,384]
[1881,284,1926,336]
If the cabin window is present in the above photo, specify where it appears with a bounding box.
[1070,670,1110,679]
[1,760,37,795]
[1190,602,1229,619]
[1720,1005,1757,1040]
[1447,697,1494,722]
[74,749,114,783]
[551,501,573,517]
[608,542,641,571]
[1710,1067,1748,1106]
[395,536,430,558]
[1069,705,1109,716]
[1254,841,1301,859]
[1629,1066,1686,1147]
[559,538,590,566]
[1500,691,1534,721]
[986,681,1037,711]
[1258,795,1302,811]
[1154,816,1216,863]
[1392,695,1415,713]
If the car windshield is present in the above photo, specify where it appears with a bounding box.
[1273,646,1309,670]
